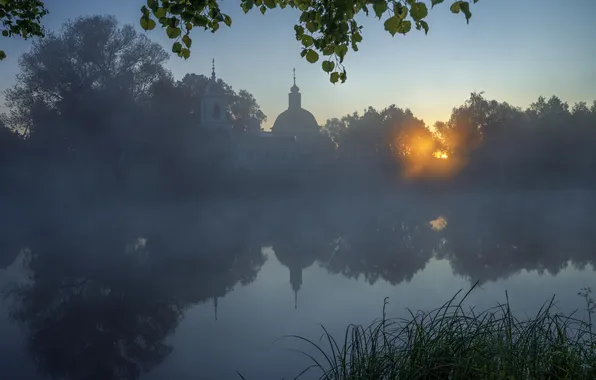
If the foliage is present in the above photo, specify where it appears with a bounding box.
[4,15,170,137]
[286,284,596,379]
[0,15,269,199]
[0,0,481,82]
[140,0,480,83]
[0,0,49,60]
[321,91,596,187]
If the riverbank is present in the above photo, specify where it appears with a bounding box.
[284,285,596,380]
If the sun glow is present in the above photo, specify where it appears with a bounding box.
[433,150,449,159]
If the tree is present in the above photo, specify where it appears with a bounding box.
[4,15,170,139]
[1,15,172,201]
[0,0,48,60]
[230,89,267,125]
[2,1,480,83]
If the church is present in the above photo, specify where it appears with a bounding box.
[199,60,330,172]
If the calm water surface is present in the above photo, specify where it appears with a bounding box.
[1,191,595,379]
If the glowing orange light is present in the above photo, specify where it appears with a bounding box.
[433,150,449,159]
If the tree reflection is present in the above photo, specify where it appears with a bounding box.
[4,207,265,380]
[319,200,441,285]
[2,192,596,379]
[435,192,596,284]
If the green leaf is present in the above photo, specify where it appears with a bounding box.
[352,31,363,43]
[420,20,429,34]
[330,72,339,84]
[180,48,191,59]
[459,1,472,22]
[170,4,183,15]
[147,0,158,11]
[383,15,400,36]
[193,15,209,27]
[305,49,319,63]
[154,7,167,18]
[301,35,314,47]
[397,20,412,34]
[1,30,9,37]
[140,17,152,31]
[241,0,255,13]
[334,44,348,59]
[223,15,232,27]
[168,16,179,27]
[395,4,408,19]
[431,0,445,7]
[166,26,181,38]
[181,11,194,22]
[450,1,463,13]
[410,2,428,21]
[373,1,388,18]
[322,60,335,73]
[260,5,266,14]
[264,0,275,9]
[172,41,182,53]
[294,25,305,37]
[182,35,192,48]
[322,45,334,55]
[0,50,6,61]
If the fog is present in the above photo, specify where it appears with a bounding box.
[1,14,596,380]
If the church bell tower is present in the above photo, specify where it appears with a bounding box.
[201,58,230,128]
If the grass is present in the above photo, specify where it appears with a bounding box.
[276,283,596,380]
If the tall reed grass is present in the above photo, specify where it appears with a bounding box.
[280,284,596,380]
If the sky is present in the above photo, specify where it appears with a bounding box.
[1,0,595,129]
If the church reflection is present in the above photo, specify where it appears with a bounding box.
[2,192,596,379]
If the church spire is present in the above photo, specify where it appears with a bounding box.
[289,68,301,109]
[211,58,216,81]
[214,297,218,321]
[290,265,302,310]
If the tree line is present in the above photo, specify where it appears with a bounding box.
[1,15,595,209]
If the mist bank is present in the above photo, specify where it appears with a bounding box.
[1,16,596,211]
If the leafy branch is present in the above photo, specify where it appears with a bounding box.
[139,0,479,84]
[0,0,479,83]
[0,0,49,60]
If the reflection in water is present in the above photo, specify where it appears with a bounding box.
[1,192,596,379]
[430,216,447,231]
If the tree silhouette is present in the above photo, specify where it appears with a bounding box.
[4,204,267,380]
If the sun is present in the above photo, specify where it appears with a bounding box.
[433,150,449,159]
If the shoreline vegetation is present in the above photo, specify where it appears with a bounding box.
[245,284,596,380]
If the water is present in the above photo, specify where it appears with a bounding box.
[1,190,595,379]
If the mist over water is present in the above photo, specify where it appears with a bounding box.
[1,191,596,379]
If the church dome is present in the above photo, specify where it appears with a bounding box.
[272,107,319,137]
[272,68,320,138]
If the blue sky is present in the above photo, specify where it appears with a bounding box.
[1,0,595,129]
